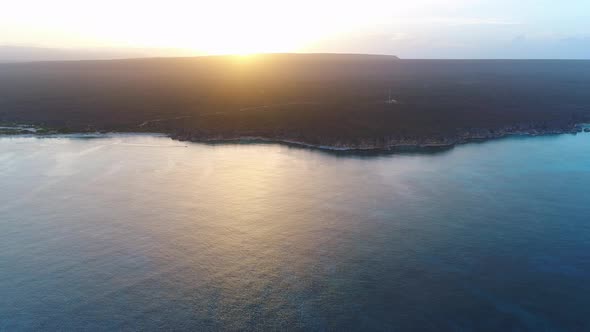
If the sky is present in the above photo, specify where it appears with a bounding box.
[0,0,589,59]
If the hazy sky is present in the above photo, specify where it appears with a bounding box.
[1,0,589,59]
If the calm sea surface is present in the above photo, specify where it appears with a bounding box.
[1,134,589,331]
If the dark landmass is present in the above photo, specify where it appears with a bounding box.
[1,53,589,150]
[0,46,148,63]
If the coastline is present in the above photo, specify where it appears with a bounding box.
[170,124,589,153]
[1,123,588,153]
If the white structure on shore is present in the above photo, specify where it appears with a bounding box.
[385,89,398,104]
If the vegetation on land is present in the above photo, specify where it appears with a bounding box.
[1,54,589,149]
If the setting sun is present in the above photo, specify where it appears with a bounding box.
[0,0,367,55]
[0,0,481,56]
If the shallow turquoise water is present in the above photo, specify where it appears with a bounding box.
[1,133,589,331]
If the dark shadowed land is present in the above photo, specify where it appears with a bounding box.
[0,46,145,63]
[1,53,589,150]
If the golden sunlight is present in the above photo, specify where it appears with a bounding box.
[0,0,444,55]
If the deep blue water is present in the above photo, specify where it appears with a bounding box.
[1,133,589,331]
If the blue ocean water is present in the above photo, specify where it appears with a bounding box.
[0,133,589,331]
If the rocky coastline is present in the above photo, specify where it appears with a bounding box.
[2,121,587,153]
[170,123,588,152]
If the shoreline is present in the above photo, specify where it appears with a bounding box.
[1,124,588,153]
[170,124,589,153]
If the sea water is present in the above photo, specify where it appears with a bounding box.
[1,133,589,331]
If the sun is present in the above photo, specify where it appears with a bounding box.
[88,1,327,56]
[173,7,321,56]
[189,30,300,56]
[0,0,379,55]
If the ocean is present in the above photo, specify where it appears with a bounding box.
[1,133,589,331]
